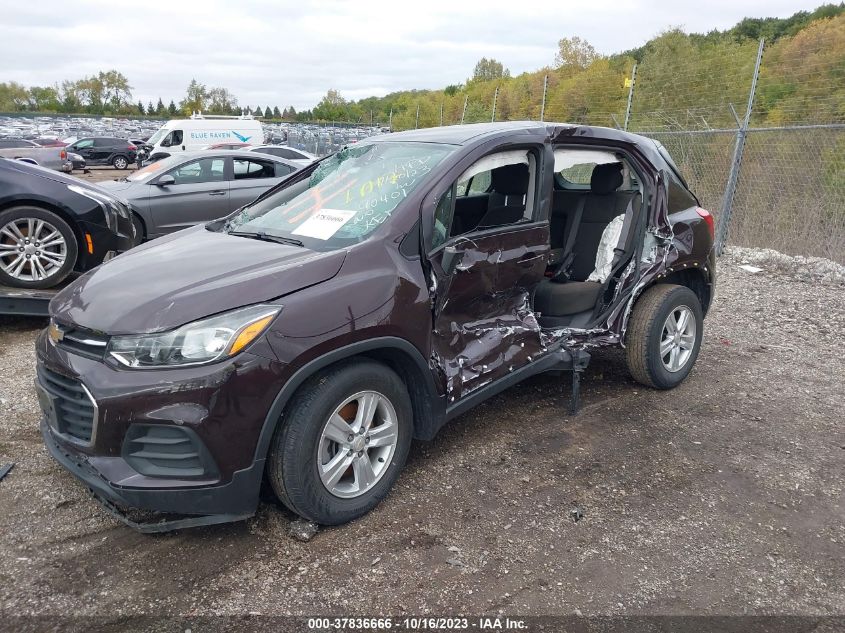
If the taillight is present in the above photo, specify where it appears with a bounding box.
[696,207,714,240]
[60,150,67,160]
[127,144,137,151]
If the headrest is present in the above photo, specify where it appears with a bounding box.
[490,163,529,196]
[590,162,623,195]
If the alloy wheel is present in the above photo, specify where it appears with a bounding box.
[317,390,398,499]
[0,218,67,282]
[660,305,696,372]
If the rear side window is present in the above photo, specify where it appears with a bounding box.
[667,173,697,213]
[274,163,294,177]
[94,138,113,147]
[74,139,94,149]
[233,158,277,180]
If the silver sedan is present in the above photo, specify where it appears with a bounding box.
[98,150,300,241]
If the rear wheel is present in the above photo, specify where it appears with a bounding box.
[267,360,412,525]
[626,284,703,389]
[112,155,128,169]
[0,207,77,289]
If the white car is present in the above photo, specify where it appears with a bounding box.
[248,145,317,166]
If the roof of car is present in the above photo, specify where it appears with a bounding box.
[369,121,671,172]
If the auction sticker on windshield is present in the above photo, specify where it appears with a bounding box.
[291,209,357,240]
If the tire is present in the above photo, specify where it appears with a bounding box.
[131,214,145,246]
[267,359,413,525]
[0,207,78,289]
[625,284,703,389]
[112,155,129,170]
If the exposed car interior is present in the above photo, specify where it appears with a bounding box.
[535,150,644,328]
[437,147,646,330]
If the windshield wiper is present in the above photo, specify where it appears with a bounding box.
[228,230,304,247]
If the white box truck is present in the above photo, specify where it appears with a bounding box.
[144,113,264,160]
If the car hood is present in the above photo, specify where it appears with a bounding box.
[1,157,111,193]
[50,226,347,334]
[97,179,136,193]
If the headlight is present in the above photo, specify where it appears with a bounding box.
[107,304,280,368]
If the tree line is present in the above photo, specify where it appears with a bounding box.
[0,73,302,121]
[1,2,842,128]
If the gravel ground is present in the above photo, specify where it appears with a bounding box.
[0,250,842,619]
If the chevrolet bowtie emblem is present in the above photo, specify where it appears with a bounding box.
[48,322,64,344]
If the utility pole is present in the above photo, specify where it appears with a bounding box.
[415,104,420,129]
[439,102,444,126]
[715,38,764,256]
[491,86,499,122]
[388,107,393,130]
[623,63,637,131]
[461,95,468,124]
[540,75,548,122]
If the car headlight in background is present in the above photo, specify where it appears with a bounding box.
[107,304,281,368]
[67,184,130,230]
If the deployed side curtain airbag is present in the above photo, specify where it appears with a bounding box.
[588,214,625,283]
[458,150,529,183]
[554,149,618,172]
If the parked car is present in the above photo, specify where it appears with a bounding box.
[249,144,317,165]
[0,158,135,288]
[65,137,137,169]
[201,142,252,150]
[0,139,71,172]
[33,138,66,147]
[37,122,715,530]
[67,152,86,171]
[97,150,300,240]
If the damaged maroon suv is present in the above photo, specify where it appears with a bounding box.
[36,122,715,530]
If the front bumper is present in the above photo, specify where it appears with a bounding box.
[36,328,287,527]
[41,417,262,524]
[77,220,136,270]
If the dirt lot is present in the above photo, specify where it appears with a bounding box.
[0,251,842,619]
[71,165,138,185]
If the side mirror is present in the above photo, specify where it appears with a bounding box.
[442,245,464,275]
[156,174,175,186]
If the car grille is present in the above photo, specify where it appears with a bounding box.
[38,366,97,444]
[53,321,109,360]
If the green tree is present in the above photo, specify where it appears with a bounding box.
[180,79,208,114]
[555,36,600,71]
[147,101,155,115]
[0,81,29,111]
[206,86,238,114]
[264,106,273,119]
[313,89,347,120]
[155,98,165,115]
[168,100,178,116]
[470,58,510,82]
[28,86,60,111]
[137,100,145,115]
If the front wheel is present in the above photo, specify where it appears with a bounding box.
[626,284,703,389]
[0,207,77,289]
[267,360,413,525]
[112,155,129,169]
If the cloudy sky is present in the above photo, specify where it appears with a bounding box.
[3,0,826,110]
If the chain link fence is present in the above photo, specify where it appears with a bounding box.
[382,30,845,263]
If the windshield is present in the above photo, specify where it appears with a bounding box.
[224,142,454,248]
[146,127,168,146]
